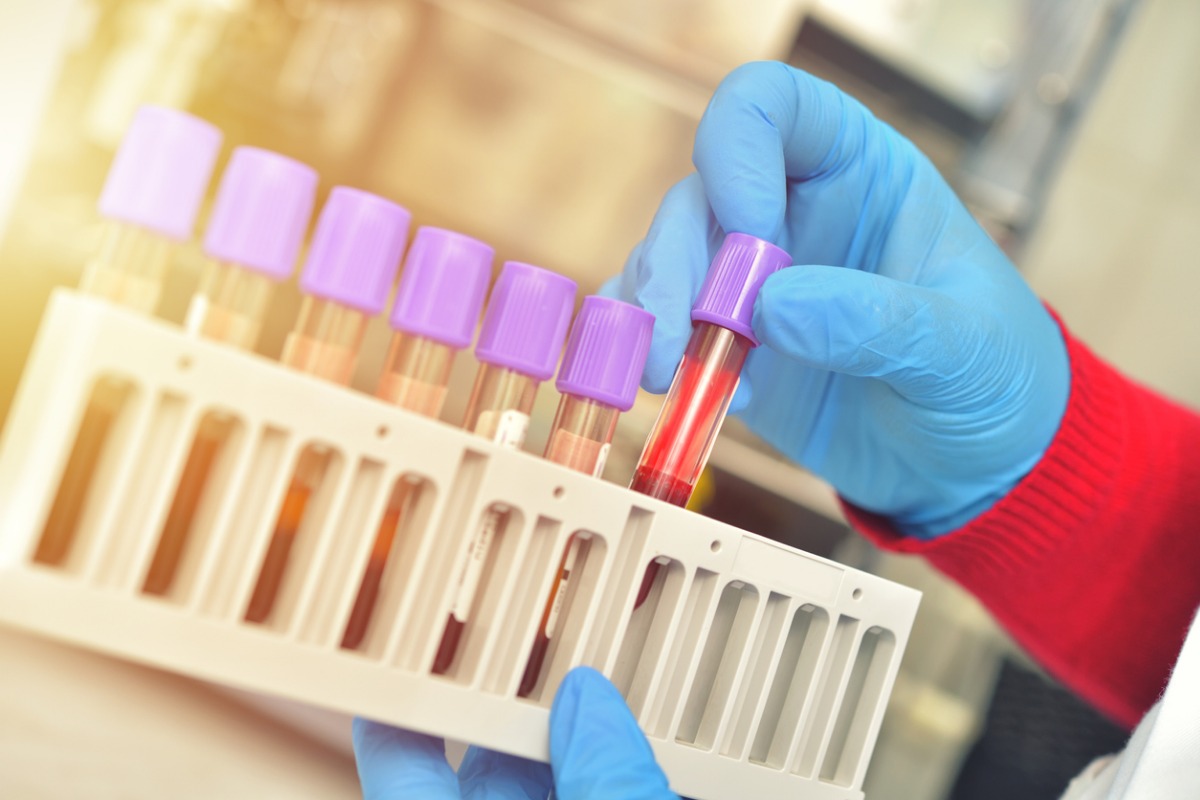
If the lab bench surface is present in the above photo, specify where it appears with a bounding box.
[0,625,361,799]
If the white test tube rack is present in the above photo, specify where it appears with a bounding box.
[0,291,920,800]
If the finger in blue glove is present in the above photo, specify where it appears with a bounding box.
[353,719,552,800]
[550,667,677,800]
[608,60,1069,538]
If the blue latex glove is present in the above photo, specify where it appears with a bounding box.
[605,62,1069,537]
[354,667,676,799]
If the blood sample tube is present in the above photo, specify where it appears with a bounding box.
[77,106,222,313]
[142,148,318,596]
[340,227,494,650]
[35,106,221,566]
[244,188,410,625]
[630,233,791,606]
[431,262,577,675]
[517,296,654,697]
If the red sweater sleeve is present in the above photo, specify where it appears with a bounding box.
[844,320,1200,730]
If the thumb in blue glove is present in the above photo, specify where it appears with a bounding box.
[353,667,677,800]
[353,721,552,800]
[550,667,676,800]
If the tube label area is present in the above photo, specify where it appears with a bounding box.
[476,410,529,450]
[184,294,210,335]
[593,443,610,477]
[447,506,507,622]
[543,539,581,639]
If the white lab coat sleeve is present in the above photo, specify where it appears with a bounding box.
[1058,607,1200,799]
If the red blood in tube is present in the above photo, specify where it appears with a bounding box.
[630,326,744,505]
[341,557,386,651]
[35,398,117,565]
[433,617,464,674]
[519,634,551,697]
[630,467,694,507]
[628,323,749,609]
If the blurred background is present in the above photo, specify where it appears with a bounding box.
[1,0,1196,798]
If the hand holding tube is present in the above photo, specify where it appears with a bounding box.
[605,62,1070,538]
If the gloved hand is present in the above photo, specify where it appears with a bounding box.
[605,62,1069,537]
[354,667,676,799]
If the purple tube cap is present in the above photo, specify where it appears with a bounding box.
[475,262,577,381]
[556,296,654,412]
[389,227,494,349]
[203,147,318,280]
[299,187,411,315]
[98,105,223,241]
[691,232,793,346]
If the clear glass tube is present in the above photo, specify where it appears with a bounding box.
[143,263,280,596]
[143,411,235,595]
[375,333,456,419]
[432,362,540,674]
[517,394,620,696]
[279,296,371,386]
[184,260,276,350]
[78,220,174,314]
[36,221,174,566]
[34,378,130,566]
[339,333,459,650]
[629,322,752,609]
[246,297,371,623]
[631,322,751,506]
[340,476,420,650]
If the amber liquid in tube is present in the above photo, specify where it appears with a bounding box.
[143,263,275,595]
[245,447,330,623]
[340,335,455,650]
[432,365,537,674]
[143,413,233,594]
[245,298,367,624]
[340,478,417,650]
[35,222,172,566]
[517,395,617,697]
[35,379,127,565]
[630,323,751,607]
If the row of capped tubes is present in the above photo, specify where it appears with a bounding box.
[45,99,832,716]
[40,105,657,685]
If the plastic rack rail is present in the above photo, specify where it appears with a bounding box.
[0,291,920,800]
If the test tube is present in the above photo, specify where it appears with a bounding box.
[244,188,410,625]
[184,148,319,348]
[516,296,654,697]
[431,262,577,675]
[629,233,791,606]
[78,106,222,313]
[142,147,318,596]
[339,227,494,650]
[35,106,221,566]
